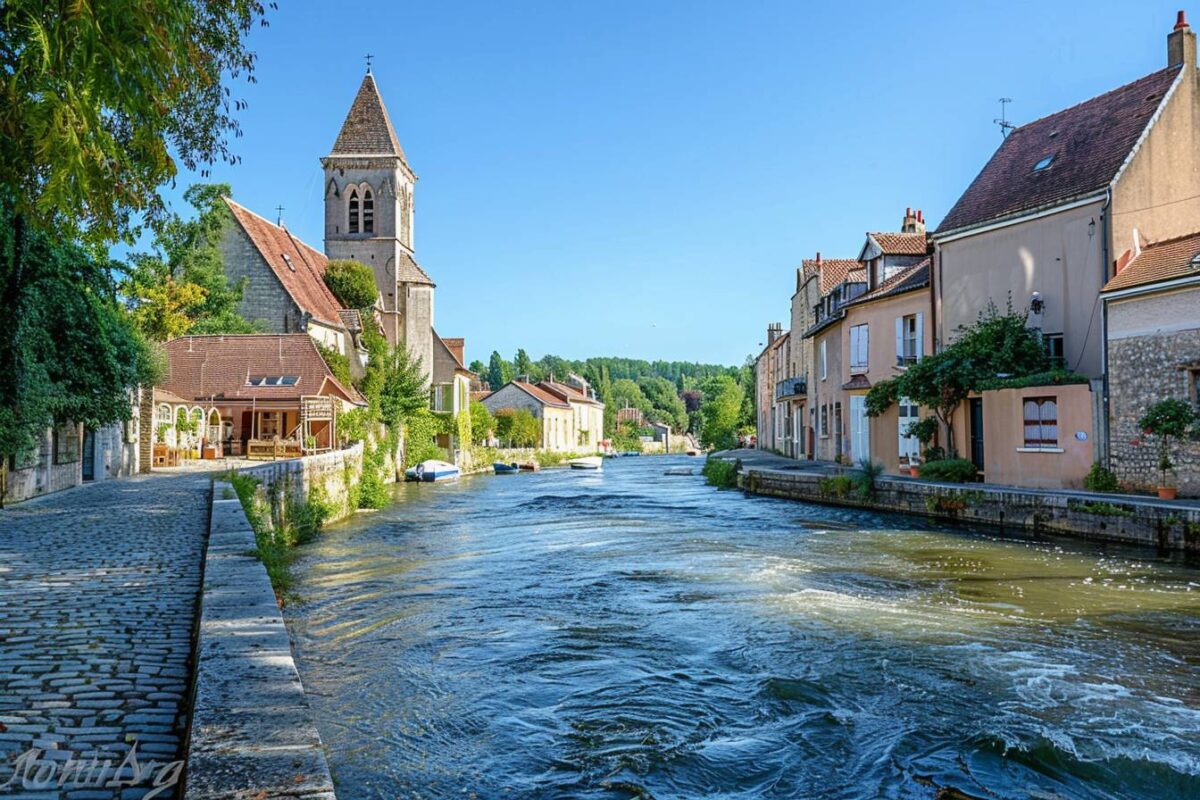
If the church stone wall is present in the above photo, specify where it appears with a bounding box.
[221,224,302,333]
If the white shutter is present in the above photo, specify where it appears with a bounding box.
[860,326,869,368]
[896,317,904,364]
[915,313,925,359]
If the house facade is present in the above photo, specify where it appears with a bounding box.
[4,417,139,505]
[540,378,606,452]
[482,381,576,451]
[1102,231,1200,494]
[754,324,788,454]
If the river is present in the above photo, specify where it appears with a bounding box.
[283,455,1200,799]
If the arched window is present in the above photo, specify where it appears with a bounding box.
[348,188,360,233]
[362,188,374,234]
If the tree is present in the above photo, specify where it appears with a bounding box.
[494,408,540,448]
[639,376,687,432]
[323,259,378,310]
[121,183,256,339]
[469,401,495,445]
[468,359,487,376]
[698,375,744,450]
[488,351,512,391]
[1139,398,1198,488]
[0,202,159,463]
[0,0,270,246]
[513,348,535,380]
[610,379,652,415]
[379,347,429,431]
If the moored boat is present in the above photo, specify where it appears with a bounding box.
[493,462,521,475]
[568,456,603,470]
[518,462,540,472]
[407,459,460,482]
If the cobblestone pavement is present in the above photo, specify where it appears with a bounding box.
[0,474,211,799]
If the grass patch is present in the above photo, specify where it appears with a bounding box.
[818,474,855,498]
[1068,499,1134,518]
[1082,463,1121,493]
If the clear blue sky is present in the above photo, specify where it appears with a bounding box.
[161,0,1188,367]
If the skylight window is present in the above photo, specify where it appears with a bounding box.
[248,375,300,386]
[1189,251,1200,270]
[1033,155,1054,171]
[282,253,296,272]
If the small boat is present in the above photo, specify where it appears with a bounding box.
[493,462,521,475]
[407,459,460,482]
[686,449,700,457]
[518,462,540,472]
[622,451,641,457]
[569,456,603,470]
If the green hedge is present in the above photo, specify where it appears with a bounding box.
[917,458,978,483]
[702,458,738,489]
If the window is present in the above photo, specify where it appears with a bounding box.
[776,406,785,441]
[819,404,828,437]
[896,313,923,365]
[1033,154,1054,171]
[258,412,281,439]
[348,188,360,233]
[1023,397,1058,449]
[1044,334,1065,370]
[849,324,869,373]
[898,397,920,462]
[247,375,300,386]
[362,189,374,234]
[819,340,828,380]
[1190,369,1200,408]
[53,424,79,465]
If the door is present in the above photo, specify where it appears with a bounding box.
[968,398,985,475]
[849,395,869,464]
[81,429,96,481]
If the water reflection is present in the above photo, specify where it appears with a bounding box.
[284,457,1200,799]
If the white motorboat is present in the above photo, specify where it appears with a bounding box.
[406,459,461,482]
[568,456,603,470]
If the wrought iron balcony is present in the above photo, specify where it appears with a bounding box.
[775,377,807,399]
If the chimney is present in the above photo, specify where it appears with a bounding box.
[901,207,917,233]
[767,322,783,345]
[915,209,926,235]
[1168,9,1196,67]
[815,251,822,265]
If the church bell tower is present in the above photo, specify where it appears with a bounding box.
[322,68,435,381]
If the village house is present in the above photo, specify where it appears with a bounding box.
[1102,231,1200,494]
[3,415,139,505]
[754,324,788,454]
[482,381,576,451]
[930,12,1200,486]
[804,262,867,462]
[142,334,366,466]
[539,377,606,451]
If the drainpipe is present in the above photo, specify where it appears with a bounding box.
[1099,188,1112,469]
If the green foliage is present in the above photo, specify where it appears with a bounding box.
[905,417,939,447]
[1068,499,1134,518]
[918,459,978,483]
[378,346,428,430]
[514,348,537,381]
[702,458,739,489]
[1083,463,1121,493]
[639,376,688,432]
[1139,398,1198,484]
[612,419,646,453]
[924,489,984,513]
[357,441,391,509]
[338,407,369,445]
[0,1,269,246]
[468,359,487,375]
[488,351,512,391]
[854,459,884,499]
[323,259,378,310]
[225,472,293,598]
[404,410,446,468]
[494,408,540,448]
[818,475,856,498]
[976,369,1089,391]
[864,379,900,418]
[533,449,575,468]
[0,204,160,464]
[315,342,353,390]
[698,375,745,450]
[121,183,256,339]
[469,401,495,445]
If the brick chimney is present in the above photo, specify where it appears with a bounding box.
[1169,9,1196,67]
[766,322,783,345]
[901,207,917,232]
[442,337,465,366]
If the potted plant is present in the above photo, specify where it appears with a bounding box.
[1138,398,1197,500]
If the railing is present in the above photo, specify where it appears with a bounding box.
[775,377,807,399]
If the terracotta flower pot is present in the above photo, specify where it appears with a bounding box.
[1158,486,1178,500]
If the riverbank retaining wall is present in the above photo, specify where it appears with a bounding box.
[239,442,368,527]
[737,464,1200,551]
[185,483,336,799]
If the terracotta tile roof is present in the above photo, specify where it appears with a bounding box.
[540,380,602,405]
[1102,232,1200,293]
[936,66,1181,235]
[152,387,191,405]
[330,74,409,165]
[439,336,466,368]
[396,250,435,286]
[842,374,872,390]
[160,334,364,406]
[869,231,926,256]
[511,381,570,408]
[223,199,347,327]
[799,258,861,294]
[338,309,363,332]
[470,390,492,404]
[847,259,931,306]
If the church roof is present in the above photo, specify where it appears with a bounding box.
[223,198,347,328]
[330,73,409,165]
[396,250,436,286]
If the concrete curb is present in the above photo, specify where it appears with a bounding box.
[184,482,336,800]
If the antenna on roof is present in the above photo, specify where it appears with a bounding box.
[275,205,285,226]
[993,98,1015,138]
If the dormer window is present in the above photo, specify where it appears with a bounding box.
[362,188,374,234]
[348,188,360,233]
[1190,251,1200,270]
[1033,155,1054,171]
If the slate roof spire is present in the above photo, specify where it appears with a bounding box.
[330,72,408,164]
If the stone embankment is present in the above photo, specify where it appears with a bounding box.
[185,482,335,800]
[238,442,365,526]
[719,454,1200,551]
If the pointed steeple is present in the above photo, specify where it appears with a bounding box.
[330,73,408,163]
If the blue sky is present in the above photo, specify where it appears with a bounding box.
[160,0,1187,367]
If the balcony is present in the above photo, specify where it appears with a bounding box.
[775,377,807,400]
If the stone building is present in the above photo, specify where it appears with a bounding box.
[754,324,788,453]
[539,378,606,452]
[803,262,867,462]
[482,381,577,452]
[4,417,139,505]
[1102,231,1200,494]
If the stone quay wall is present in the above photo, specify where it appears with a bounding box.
[184,484,335,800]
[738,465,1200,552]
[238,442,367,527]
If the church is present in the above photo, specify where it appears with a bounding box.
[218,68,472,416]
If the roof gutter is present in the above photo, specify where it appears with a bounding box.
[1100,272,1200,301]
[933,192,1107,244]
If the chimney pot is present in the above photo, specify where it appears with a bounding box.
[1176,9,1189,30]
[816,251,822,264]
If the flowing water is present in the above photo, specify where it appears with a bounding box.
[284,456,1200,799]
